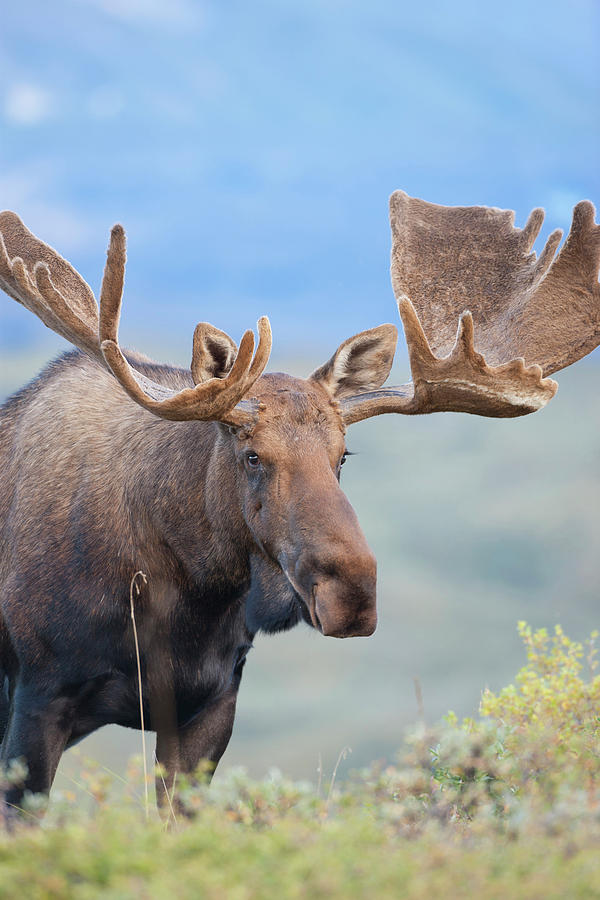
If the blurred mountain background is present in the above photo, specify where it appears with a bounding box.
[0,0,598,790]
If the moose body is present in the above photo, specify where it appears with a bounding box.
[0,191,598,814]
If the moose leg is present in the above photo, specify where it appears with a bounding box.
[0,681,72,817]
[155,685,239,816]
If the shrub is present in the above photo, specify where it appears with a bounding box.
[1,623,599,899]
[350,623,600,836]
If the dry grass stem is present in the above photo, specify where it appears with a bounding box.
[129,570,149,819]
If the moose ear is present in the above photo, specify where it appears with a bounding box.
[191,323,239,382]
[310,324,398,399]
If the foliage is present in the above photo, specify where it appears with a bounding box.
[480,622,600,742]
[1,623,600,899]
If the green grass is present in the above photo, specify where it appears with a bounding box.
[2,623,600,898]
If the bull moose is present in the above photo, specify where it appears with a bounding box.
[0,191,598,815]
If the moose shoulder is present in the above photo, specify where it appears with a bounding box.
[0,192,598,816]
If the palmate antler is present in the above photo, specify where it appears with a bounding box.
[342,192,600,424]
[0,212,271,426]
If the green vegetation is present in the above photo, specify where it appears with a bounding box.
[2,623,599,898]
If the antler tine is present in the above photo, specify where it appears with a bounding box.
[341,192,598,425]
[520,207,545,252]
[247,316,272,382]
[99,224,126,345]
[532,200,600,375]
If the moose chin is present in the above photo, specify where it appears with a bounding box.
[0,190,598,816]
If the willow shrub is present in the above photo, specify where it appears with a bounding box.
[350,623,600,837]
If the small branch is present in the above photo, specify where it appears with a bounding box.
[413,675,425,724]
[153,752,178,829]
[326,746,351,812]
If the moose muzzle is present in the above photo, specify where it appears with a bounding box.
[291,546,378,638]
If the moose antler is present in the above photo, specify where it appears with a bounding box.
[0,212,271,425]
[342,192,599,424]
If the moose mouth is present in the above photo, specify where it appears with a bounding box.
[277,555,324,633]
[308,585,324,634]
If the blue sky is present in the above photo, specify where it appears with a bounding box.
[1,0,598,360]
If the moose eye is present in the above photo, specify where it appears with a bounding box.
[340,450,354,466]
[246,452,261,469]
[338,451,354,474]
